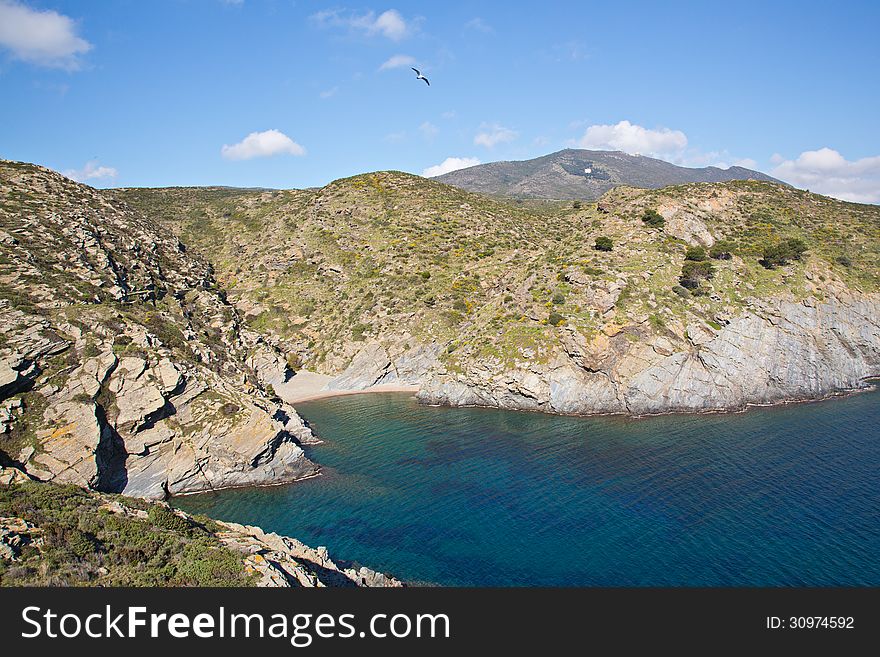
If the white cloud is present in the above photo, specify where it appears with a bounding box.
[464,17,493,33]
[771,148,880,203]
[474,123,518,148]
[441,110,456,119]
[63,161,117,183]
[319,86,338,99]
[0,0,92,69]
[570,119,761,172]
[384,131,407,143]
[221,129,306,160]
[419,121,438,140]
[422,157,481,177]
[576,120,688,158]
[311,8,413,41]
[369,9,408,40]
[379,53,415,70]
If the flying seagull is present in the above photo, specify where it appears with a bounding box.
[411,67,430,86]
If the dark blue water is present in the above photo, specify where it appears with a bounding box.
[175,389,880,586]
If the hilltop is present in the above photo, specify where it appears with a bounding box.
[433,149,782,200]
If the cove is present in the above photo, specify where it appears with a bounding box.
[174,389,880,586]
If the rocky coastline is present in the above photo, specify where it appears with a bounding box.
[312,286,880,418]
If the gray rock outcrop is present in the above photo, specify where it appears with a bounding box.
[0,160,318,499]
[419,286,880,415]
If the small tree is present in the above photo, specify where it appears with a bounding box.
[684,246,707,261]
[594,236,613,251]
[679,260,715,289]
[760,238,808,268]
[642,209,665,228]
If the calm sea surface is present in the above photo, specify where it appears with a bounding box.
[174,389,880,586]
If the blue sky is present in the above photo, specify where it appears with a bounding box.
[1,0,879,202]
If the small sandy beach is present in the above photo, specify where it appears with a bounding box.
[275,370,420,404]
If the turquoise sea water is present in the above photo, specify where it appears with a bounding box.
[174,389,880,586]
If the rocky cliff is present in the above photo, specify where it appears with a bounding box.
[416,286,880,414]
[0,160,318,499]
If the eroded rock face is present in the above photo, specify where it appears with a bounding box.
[658,205,715,247]
[215,520,403,587]
[327,340,442,391]
[14,332,320,499]
[418,288,880,415]
[0,161,318,499]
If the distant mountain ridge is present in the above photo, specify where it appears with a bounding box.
[433,148,783,200]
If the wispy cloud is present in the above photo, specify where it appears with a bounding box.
[311,8,415,41]
[0,0,92,69]
[771,148,880,204]
[64,160,117,183]
[423,157,481,177]
[384,130,407,143]
[474,123,518,148]
[550,40,588,62]
[379,53,415,71]
[464,17,493,33]
[221,129,306,160]
[419,121,438,140]
[319,86,339,99]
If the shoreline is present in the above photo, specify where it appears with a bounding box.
[285,383,421,404]
[275,369,420,404]
[279,371,878,417]
[421,379,879,420]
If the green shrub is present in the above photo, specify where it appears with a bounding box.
[551,292,566,305]
[709,240,735,260]
[572,201,582,210]
[835,255,852,268]
[672,285,691,298]
[547,312,565,326]
[220,403,240,416]
[147,505,191,533]
[594,236,613,252]
[0,482,255,587]
[642,209,665,228]
[684,246,707,261]
[760,238,808,268]
[351,322,370,341]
